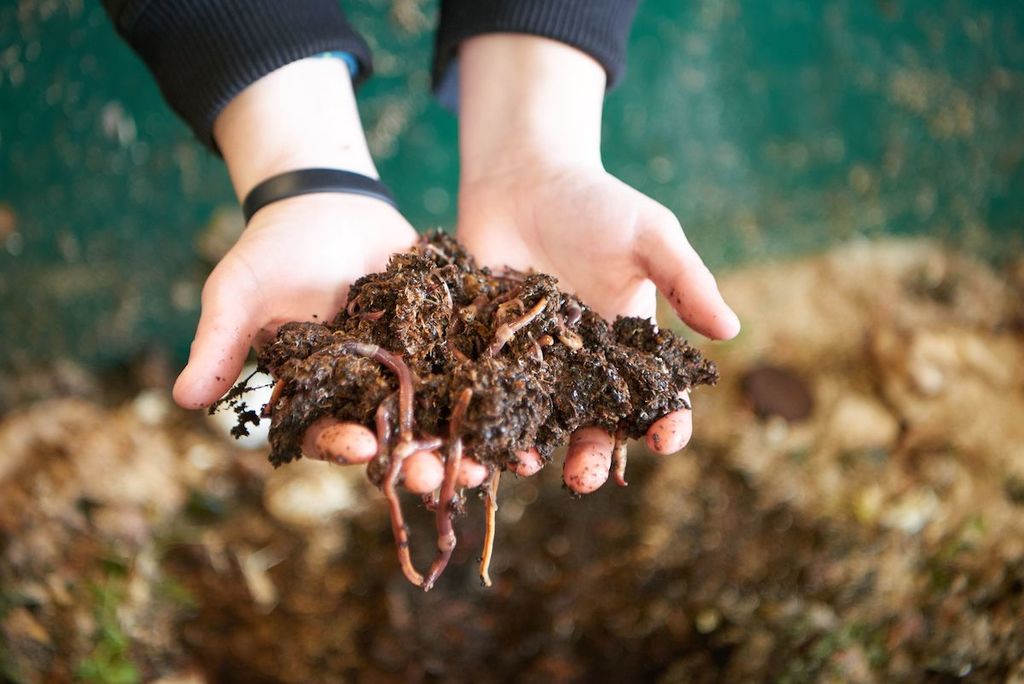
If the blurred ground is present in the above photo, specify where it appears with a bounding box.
[2,239,1023,683]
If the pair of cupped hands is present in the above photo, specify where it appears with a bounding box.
[172,37,740,495]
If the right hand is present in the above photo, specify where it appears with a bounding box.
[453,34,739,494]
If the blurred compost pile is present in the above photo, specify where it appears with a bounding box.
[2,238,1023,683]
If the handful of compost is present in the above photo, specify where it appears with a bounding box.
[220,232,718,590]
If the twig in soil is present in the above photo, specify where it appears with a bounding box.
[487,296,549,356]
[612,429,629,487]
[479,468,501,587]
[424,387,473,591]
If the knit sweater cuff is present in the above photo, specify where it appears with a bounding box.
[433,0,639,93]
[105,0,373,152]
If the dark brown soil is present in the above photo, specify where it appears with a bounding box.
[249,232,717,471]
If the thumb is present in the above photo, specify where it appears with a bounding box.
[636,206,741,340]
[172,264,264,409]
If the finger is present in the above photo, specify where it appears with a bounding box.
[401,450,445,494]
[172,264,264,409]
[645,393,693,455]
[563,427,613,494]
[301,418,378,464]
[458,457,489,488]
[510,448,544,477]
[636,207,741,340]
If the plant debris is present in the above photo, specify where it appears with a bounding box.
[223,232,718,589]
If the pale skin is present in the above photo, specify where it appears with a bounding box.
[176,36,739,495]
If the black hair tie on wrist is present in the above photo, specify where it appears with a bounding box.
[241,168,398,223]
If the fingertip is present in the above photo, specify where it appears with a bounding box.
[402,450,444,494]
[178,268,263,409]
[636,217,741,341]
[510,448,544,477]
[645,408,693,455]
[714,308,742,340]
[458,457,489,488]
[569,426,615,450]
[563,427,613,494]
[172,360,238,410]
[302,419,378,464]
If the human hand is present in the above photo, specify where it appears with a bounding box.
[172,57,452,492]
[173,194,418,410]
[454,34,741,492]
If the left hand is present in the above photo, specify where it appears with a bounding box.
[457,158,739,490]
[454,34,741,493]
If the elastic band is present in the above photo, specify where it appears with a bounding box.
[242,168,398,223]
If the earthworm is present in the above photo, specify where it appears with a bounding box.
[358,310,385,322]
[487,296,549,357]
[612,429,629,487]
[345,345,441,586]
[340,342,415,441]
[382,440,424,586]
[423,387,473,591]
[261,379,285,418]
[346,295,362,316]
[479,468,501,587]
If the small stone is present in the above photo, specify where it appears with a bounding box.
[695,607,721,634]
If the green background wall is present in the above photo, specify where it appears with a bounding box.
[1,0,1022,374]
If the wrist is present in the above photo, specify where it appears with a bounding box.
[457,34,606,184]
[214,57,378,200]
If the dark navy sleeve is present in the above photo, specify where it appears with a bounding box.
[433,0,640,98]
[102,0,374,152]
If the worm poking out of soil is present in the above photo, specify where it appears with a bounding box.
[217,232,718,590]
